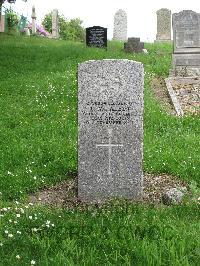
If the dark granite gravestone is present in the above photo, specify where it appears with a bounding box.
[78,60,144,202]
[86,26,107,48]
[124,38,144,53]
[171,10,200,76]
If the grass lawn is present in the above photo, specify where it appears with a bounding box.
[0,34,199,265]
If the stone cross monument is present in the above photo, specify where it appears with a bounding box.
[31,6,36,35]
[52,9,59,39]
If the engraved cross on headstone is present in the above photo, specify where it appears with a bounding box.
[96,129,123,177]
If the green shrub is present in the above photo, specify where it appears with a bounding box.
[42,12,85,42]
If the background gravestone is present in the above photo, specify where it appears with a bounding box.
[113,9,127,41]
[78,59,144,202]
[124,37,144,53]
[86,26,107,48]
[52,9,59,39]
[155,8,171,43]
[0,15,5,32]
[171,10,200,77]
[31,5,36,34]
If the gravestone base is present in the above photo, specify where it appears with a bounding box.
[170,66,200,77]
[170,53,200,77]
[154,39,172,44]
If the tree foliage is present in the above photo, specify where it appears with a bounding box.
[42,12,85,42]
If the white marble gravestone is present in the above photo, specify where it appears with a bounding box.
[155,8,171,43]
[113,9,127,41]
[78,59,144,202]
[52,9,59,39]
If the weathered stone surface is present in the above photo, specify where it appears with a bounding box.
[156,8,171,42]
[113,9,127,41]
[78,59,144,202]
[173,10,200,52]
[0,15,5,33]
[124,37,144,53]
[162,187,186,205]
[171,10,200,77]
[52,9,59,39]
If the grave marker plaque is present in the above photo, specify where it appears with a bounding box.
[86,26,107,48]
[78,60,144,202]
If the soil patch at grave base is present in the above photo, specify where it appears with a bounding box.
[150,77,200,116]
[28,174,187,208]
[170,77,200,115]
[150,77,176,115]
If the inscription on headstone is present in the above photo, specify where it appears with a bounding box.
[173,10,200,50]
[86,26,107,48]
[78,60,144,202]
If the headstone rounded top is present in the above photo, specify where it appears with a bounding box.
[156,8,171,14]
[173,10,200,28]
[115,9,127,16]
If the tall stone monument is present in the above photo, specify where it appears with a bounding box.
[31,6,36,35]
[0,15,5,33]
[171,10,200,77]
[52,9,59,39]
[113,9,127,41]
[78,59,144,202]
[155,8,171,43]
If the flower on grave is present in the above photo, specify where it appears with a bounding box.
[27,23,49,37]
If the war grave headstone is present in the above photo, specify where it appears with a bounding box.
[124,38,144,53]
[52,9,59,39]
[78,59,144,202]
[155,8,171,43]
[86,26,107,48]
[0,15,5,32]
[113,9,127,41]
[171,10,200,77]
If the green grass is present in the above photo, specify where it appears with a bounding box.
[0,34,199,265]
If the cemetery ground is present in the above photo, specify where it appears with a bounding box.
[0,34,199,265]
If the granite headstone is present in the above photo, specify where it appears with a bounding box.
[78,59,144,202]
[86,26,107,48]
[113,9,127,41]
